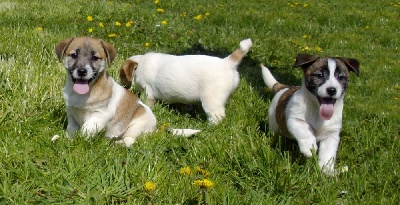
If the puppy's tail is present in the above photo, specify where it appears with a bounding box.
[119,57,140,88]
[169,129,201,137]
[261,64,288,94]
[227,38,252,63]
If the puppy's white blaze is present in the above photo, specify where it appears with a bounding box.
[239,38,252,53]
[317,59,343,99]
[261,65,278,89]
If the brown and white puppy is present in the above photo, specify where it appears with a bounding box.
[119,39,252,124]
[261,54,359,175]
[55,37,157,147]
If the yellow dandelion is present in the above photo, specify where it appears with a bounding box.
[161,20,167,25]
[157,8,165,13]
[115,21,122,27]
[195,166,210,177]
[154,0,159,4]
[180,12,187,17]
[108,33,117,38]
[126,20,134,27]
[180,166,191,175]
[303,3,308,7]
[205,12,210,16]
[98,22,104,28]
[193,179,214,189]
[88,28,93,33]
[302,34,308,39]
[159,122,169,132]
[144,181,156,192]
[315,46,323,52]
[194,14,202,20]
[87,16,93,21]
[145,42,150,47]
[35,26,43,31]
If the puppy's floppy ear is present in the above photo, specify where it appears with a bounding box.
[340,57,360,77]
[100,40,116,67]
[119,59,138,88]
[293,53,319,68]
[55,38,75,62]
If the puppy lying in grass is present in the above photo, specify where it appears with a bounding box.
[119,38,252,124]
[55,37,199,147]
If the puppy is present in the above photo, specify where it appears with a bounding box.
[261,54,359,175]
[119,39,252,124]
[55,37,157,147]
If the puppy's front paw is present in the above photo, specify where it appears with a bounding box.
[298,139,318,158]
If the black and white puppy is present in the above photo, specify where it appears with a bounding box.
[261,54,359,175]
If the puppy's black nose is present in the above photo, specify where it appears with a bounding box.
[77,68,87,77]
[326,87,337,96]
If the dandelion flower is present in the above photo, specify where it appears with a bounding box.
[315,46,323,52]
[88,28,93,33]
[205,12,210,16]
[98,22,104,28]
[195,166,210,177]
[161,20,167,25]
[35,26,43,31]
[115,21,122,27]
[144,181,156,191]
[154,0,159,4]
[194,14,202,20]
[126,20,134,27]
[108,33,117,38]
[303,3,308,7]
[180,166,191,175]
[87,16,93,21]
[193,179,214,189]
[145,42,150,47]
[157,8,165,13]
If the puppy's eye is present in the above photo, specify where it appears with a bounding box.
[312,72,323,78]
[69,53,78,59]
[338,74,346,80]
[92,56,100,61]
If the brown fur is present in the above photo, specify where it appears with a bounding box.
[272,83,290,94]
[119,59,137,88]
[275,86,300,136]
[229,48,246,62]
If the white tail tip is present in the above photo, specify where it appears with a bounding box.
[261,64,278,89]
[239,38,252,53]
[170,129,201,137]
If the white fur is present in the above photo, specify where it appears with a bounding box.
[261,63,345,175]
[128,39,252,124]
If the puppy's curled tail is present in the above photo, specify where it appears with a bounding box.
[261,65,288,94]
[227,38,252,63]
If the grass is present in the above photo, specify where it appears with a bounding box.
[0,0,399,204]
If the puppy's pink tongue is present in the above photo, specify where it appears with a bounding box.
[73,80,89,95]
[319,101,334,120]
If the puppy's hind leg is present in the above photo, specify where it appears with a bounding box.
[117,111,157,147]
[201,99,226,124]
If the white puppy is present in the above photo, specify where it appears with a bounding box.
[119,39,252,124]
[261,54,359,175]
[55,37,198,147]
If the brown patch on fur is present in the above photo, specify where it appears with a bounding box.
[110,90,146,133]
[229,48,245,62]
[272,83,290,94]
[119,59,137,88]
[276,86,300,136]
[86,72,113,105]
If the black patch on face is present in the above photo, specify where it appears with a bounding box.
[304,64,330,96]
[334,60,349,94]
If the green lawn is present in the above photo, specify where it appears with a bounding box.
[0,0,399,204]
